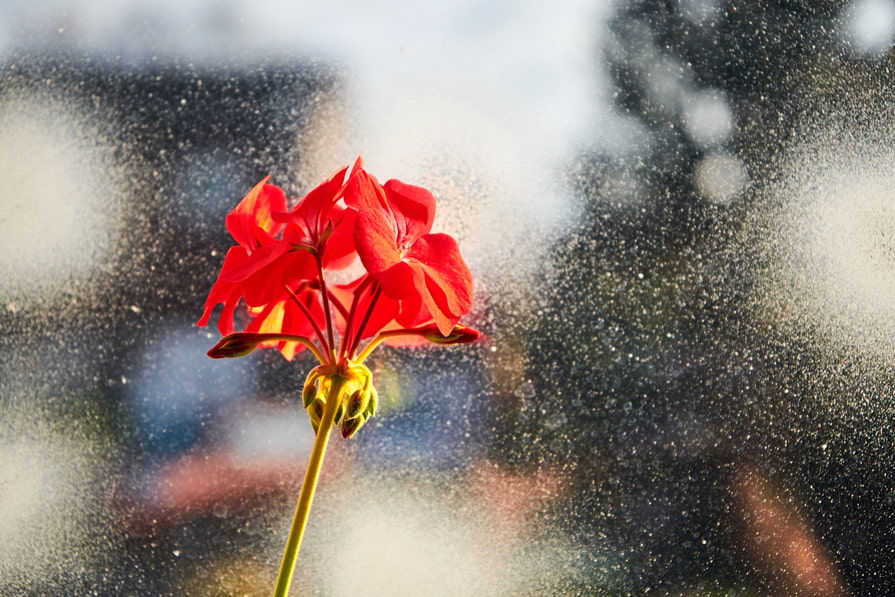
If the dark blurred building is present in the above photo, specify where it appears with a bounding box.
[509,1,895,594]
[0,49,343,395]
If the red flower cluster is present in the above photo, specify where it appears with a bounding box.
[198,157,477,362]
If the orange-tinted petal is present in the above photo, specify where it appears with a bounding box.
[225,178,287,250]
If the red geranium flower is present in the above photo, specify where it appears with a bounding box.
[200,158,477,363]
[272,156,363,270]
[198,160,363,353]
[346,170,474,337]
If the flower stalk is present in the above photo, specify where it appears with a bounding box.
[273,374,347,597]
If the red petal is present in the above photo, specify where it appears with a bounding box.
[344,168,389,212]
[320,207,358,269]
[394,288,430,328]
[197,246,252,334]
[354,207,403,275]
[382,179,436,243]
[405,233,474,334]
[274,161,354,233]
[225,178,287,250]
[222,241,288,284]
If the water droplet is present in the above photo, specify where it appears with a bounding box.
[514,381,536,399]
[543,413,567,430]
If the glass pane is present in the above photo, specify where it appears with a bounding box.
[2,1,892,595]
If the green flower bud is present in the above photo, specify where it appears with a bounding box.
[365,386,379,418]
[334,400,346,425]
[302,381,318,409]
[345,389,368,420]
[419,324,480,345]
[206,332,265,358]
[309,397,325,421]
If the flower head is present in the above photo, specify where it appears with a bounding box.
[197,162,361,355]
[198,159,479,430]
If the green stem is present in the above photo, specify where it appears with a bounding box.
[315,257,338,363]
[261,333,330,366]
[284,285,331,360]
[273,375,347,597]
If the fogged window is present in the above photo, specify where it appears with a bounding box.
[2,2,894,595]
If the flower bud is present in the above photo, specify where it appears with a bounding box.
[302,381,318,409]
[334,400,346,425]
[206,332,265,358]
[345,389,368,420]
[340,414,365,439]
[309,397,325,421]
[420,324,480,345]
[365,386,379,418]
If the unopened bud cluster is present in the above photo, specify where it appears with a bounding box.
[302,362,379,438]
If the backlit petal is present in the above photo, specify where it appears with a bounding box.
[354,207,403,275]
[382,179,436,244]
[405,233,474,334]
[225,177,287,250]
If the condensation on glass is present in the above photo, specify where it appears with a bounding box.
[2,2,894,595]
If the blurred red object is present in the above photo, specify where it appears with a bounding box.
[731,467,847,596]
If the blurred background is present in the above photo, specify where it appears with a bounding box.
[2,0,895,595]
